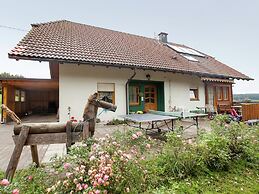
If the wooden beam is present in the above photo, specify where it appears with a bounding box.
[13,132,82,145]
[6,126,30,181]
[30,145,40,167]
[82,122,89,139]
[66,121,72,150]
[13,122,82,135]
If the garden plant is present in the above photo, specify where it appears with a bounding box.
[0,115,258,193]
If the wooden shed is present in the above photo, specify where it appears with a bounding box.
[1,78,59,123]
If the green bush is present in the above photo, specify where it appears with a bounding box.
[1,116,258,193]
[0,164,53,194]
[198,133,230,170]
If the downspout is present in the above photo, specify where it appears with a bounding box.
[125,69,136,114]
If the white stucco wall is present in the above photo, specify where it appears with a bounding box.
[59,63,205,122]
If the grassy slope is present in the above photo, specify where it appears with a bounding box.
[151,163,259,194]
[1,163,258,194]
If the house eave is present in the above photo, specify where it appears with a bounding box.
[8,54,253,81]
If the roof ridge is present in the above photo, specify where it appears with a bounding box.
[31,19,69,27]
[31,19,163,44]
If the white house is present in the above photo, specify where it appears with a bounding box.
[4,20,252,122]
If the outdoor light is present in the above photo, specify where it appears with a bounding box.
[146,74,151,80]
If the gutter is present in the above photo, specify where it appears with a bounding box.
[8,55,254,81]
[125,69,136,114]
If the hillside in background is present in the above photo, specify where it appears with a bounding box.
[234,93,259,102]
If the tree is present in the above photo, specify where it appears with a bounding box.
[0,72,24,79]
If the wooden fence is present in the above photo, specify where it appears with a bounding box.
[242,103,259,121]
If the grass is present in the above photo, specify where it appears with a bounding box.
[1,162,258,194]
[151,162,259,194]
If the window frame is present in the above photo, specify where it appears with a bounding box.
[97,83,115,104]
[190,88,199,101]
[217,86,223,100]
[223,86,229,100]
[129,85,140,106]
[15,89,20,102]
[21,91,26,102]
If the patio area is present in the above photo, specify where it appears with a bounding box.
[0,114,211,171]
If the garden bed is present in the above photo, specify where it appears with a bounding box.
[1,115,258,194]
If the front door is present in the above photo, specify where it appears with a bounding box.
[144,85,157,112]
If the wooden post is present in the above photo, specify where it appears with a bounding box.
[66,121,72,152]
[30,145,40,167]
[5,126,30,181]
[82,122,89,140]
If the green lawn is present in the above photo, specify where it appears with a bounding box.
[151,164,259,194]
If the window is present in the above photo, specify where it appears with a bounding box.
[21,91,26,102]
[190,88,199,101]
[223,87,229,100]
[97,83,115,104]
[15,90,20,102]
[217,86,230,101]
[217,87,222,100]
[129,85,139,105]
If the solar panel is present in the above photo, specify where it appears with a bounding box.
[180,54,199,62]
[167,44,205,57]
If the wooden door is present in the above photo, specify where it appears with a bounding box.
[144,85,157,112]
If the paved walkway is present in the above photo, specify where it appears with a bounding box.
[0,114,211,171]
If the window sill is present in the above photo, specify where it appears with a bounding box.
[129,103,140,106]
[190,98,199,101]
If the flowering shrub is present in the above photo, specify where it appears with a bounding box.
[1,117,258,194]
[47,129,158,193]
[0,164,52,194]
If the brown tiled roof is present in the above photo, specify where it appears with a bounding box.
[9,20,252,80]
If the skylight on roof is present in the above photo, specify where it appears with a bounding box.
[180,54,199,62]
[167,44,205,57]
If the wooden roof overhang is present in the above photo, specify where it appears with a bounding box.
[201,77,235,84]
[0,78,58,90]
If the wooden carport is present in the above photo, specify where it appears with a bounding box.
[1,78,59,123]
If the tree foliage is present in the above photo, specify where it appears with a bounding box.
[0,72,24,79]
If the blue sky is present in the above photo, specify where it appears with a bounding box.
[0,0,258,94]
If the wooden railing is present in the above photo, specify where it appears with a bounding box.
[241,103,259,121]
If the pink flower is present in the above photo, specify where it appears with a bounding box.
[12,189,20,194]
[132,134,138,140]
[73,178,78,184]
[82,183,88,189]
[0,179,10,186]
[28,175,33,181]
[95,190,101,194]
[136,131,143,137]
[90,155,96,161]
[97,178,103,185]
[63,162,71,169]
[103,175,109,181]
[76,183,82,191]
[146,144,151,149]
[93,181,98,187]
[66,172,73,178]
